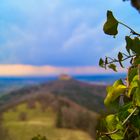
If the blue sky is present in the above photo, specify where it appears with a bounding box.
[0,0,139,75]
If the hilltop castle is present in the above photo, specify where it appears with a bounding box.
[59,74,72,80]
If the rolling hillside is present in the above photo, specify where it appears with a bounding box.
[0,79,106,113]
[0,78,107,140]
[2,93,99,140]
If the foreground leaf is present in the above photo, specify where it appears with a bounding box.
[106,114,117,130]
[99,58,104,68]
[133,87,140,107]
[103,10,119,36]
[108,64,117,72]
[118,52,124,68]
[104,85,126,106]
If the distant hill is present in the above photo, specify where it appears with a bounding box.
[0,78,107,113]
[0,78,107,140]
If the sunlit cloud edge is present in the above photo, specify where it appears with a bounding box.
[0,64,126,76]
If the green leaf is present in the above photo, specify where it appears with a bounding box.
[128,67,137,84]
[133,37,140,55]
[104,84,126,106]
[108,64,117,72]
[118,52,124,68]
[103,10,119,36]
[128,76,138,97]
[104,79,126,106]
[116,123,123,130]
[104,86,114,106]
[118,102,132,121]
[128,84,137,97]
[133,56,140,66]
[126,36,140,55]
[105,114,117,130]
[125,36,133,54]
[105,57,108,65]
[110,131,124,140]
[130,114,140,129]
[133,87,140,107]
[113,79,124,87]
[128,108,135,113]
[105,115,124,139]
[99,58,104,68]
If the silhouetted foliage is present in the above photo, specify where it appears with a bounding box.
[123,0,140,12]
[97,10,140,139]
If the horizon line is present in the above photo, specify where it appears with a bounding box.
[0,64,127,76]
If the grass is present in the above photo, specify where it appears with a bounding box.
[2,102,93,140]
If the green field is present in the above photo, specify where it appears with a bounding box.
[2,102,93,140]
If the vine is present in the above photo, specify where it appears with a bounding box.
[97,10,140,140]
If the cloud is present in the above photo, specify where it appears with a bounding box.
[0,0,138,67]
[0,64,126,76]
[62,22,105,51]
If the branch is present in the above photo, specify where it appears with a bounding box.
[106,54,135,65]
[122,107,137,125]
[119,22,140,36]
[122,53,129,57]
[106,56,114,61]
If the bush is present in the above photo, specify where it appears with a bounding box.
[27,99,36,109]
[19,112,27,121]
[56,107,63,128]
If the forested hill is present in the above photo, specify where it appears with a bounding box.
[0,78,107,140]
[0,78,106,113]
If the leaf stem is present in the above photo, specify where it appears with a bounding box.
[106,56,114,61]
[122,107,137,125]
[122,53,129,57]
[119,22,140,36]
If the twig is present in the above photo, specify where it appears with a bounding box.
[119,22,140,37]
[122,53,129,57]
[106,56,114,61]
[107,54,136,65]
[122,107,137,125]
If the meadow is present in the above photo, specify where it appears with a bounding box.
[3,102,93,140]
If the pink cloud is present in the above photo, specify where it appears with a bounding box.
[0,64,126,76]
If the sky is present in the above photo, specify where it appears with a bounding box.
[0,0,139,76]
